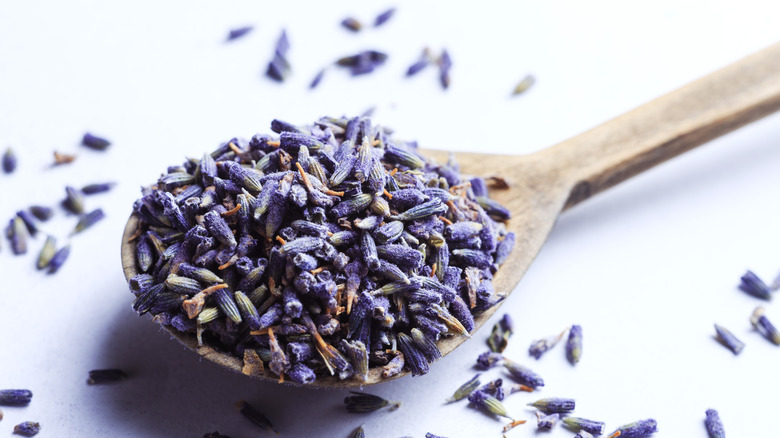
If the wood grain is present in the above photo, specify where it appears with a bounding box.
[121,42,780,388]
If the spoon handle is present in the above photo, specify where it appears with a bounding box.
[538,42,780,209]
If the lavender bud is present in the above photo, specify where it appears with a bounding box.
[446,374,481,402]
[750,306,780,345]
[36,235,57,269]
[608,419,658,437]
[73,208,105,234]
[236,400,278,434]
[48,244,71,274]
[82,132,111,150]
[373,8,395,27]
[2,147,16,173]
[203,210,236,247]
[29,206,53,221]
[562,417,606,435]
[535,412,559,431]
[226,26,253,41]
[740,270,772,300]
[87,369,128,384]
[503,359,544,389]
[344,391,401,413]
[714,324,745,355]
[705,409,725,438]
[566,324,583,364]
[467,390,511,419]
[476,351,503,370]
[528,397,575,414]
[0,389,33,406]
[13,421,41,436]
[81,182,115,195]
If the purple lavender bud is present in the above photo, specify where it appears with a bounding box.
[536,412,559,431]
[63,186,85,215]
[287,341,315,363]
[288,363,316,384]
[82,132,111,150]
[73,208,105,234]
[503,359,544,388]
[292,253,318,271]
[203,210,236,247]
[375,220,404,244]
[336,51,388,76]
[446,374,481,402]
[87,369,128,385]
[609,419,657,437]
[714,324,744,355]
[0,389,33,405]
[397,332,429,376]
[476,351,504,370]
[448,295,475,332]
[282,287,302,318]
[494,232,515,266]
[2,147,16,173]
[740,270,772,300]
[280,131,324,152]
[477,378,505,401]
[445,221,483,241]
[411,328,441,362]
[226,26,253,41]
[81,182,115,195]
[255,303,283,331]
[374,8,396,26]
[750,306,780,345]
[384,144,425,169]
[225,161,263,193]
[13,421,41,436]
[359,232,380,270]
[529,398,575,414]
[16,210,38,236]
[266,52,289,82]
[213,289,242,324]
[280,236,324,256]
[566,324,583,364]
[467,390,511,419]
[575,431,595,438]
[705,409,725,438]
[29,206,53,221]
[236,400,277,434]
[438,49,452,89]
[477,196,510,220]
[376,244,424,270]
[48,244,71,274]
[234,291,260,330]
[562,417,606,435]
[329,193,373,218]
[344,391,401,413]
[406,48,431,77]
[452,249,493,270]
[341,17,362,32]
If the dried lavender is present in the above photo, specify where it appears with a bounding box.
[53,151,77,165]
[487,314,513,353]
[406,48,432,77]
[226,26,253,41]
[607,418,657,437]
[236,400,277,433]
[7,216,29,255]
[63,186,85,215]
[751,306,780,345]
[73,208,105,234]
[425,434,447,438]
[739,270,771,300]
[341,17,362,32]
[81,182,115,195]
[467,390,512,419]
[87,369,128,384]
[438,50,452,89]
[535,412,560,430]
[310,68,327,89]
[36,236,57,269]
[475,351,503,370]
[344,391,401,413]
[336,51,388,76]
[503,359,544,389]
[705,409,725,438]
[511,74,535,96]
[82,132,111,150]
[575,431,595,438]
[562,417,606,435]
[528,397,575,414]
[16,210,38,236]
[566,324,583,364]
[29,206,53,221]
[0,389,33,406]
[13,422,41,436]
[446,374,481,402]
[3,147,16,173]
[350,425,366,438]
[374,8,396,27]
[48,244,71,274]
[528,328,567,359]
[127,116,513,384]
[713,324,744,355]
[266,30,291,82]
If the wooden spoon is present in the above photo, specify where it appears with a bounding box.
[121,42,780,388]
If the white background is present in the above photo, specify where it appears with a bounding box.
[1,1,780,437]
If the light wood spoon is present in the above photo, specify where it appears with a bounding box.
[122,42,780,388]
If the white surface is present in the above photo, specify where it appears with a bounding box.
[1,1,780,437]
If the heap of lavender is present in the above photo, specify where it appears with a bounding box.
[127,116,514,384]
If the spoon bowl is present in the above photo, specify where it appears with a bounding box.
[122,41,780,388]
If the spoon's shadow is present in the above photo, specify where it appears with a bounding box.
[89,297,357,437]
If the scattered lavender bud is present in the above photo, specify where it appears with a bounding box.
[475,351,503,370]
[63,186,85,215]
[446,374,481,402]
[2,147,16,173]
[350,425,366,438]
[0,389,33,406]
[226,26,253,41]
[406,48,431,77]
[48,244,71,274]
[36,235,57,270]
[82,132,111,150]
[13,421,41,436]
[266,30,291,82]
[16,210,38,236]
[29,206,53,221]
[341,17,362,32]
[336,50,389,76]
[529,328,567,360]
[236,400,278,433]
[535,412,559,431]
[750,306,780,345]
[511,74,535,96]
[373,7,396,27]
[713,324,745,355]
[528,397,576,414]
[503,359,544,389]
[575,431,595,438]
[566,324,583,364]
[87,369,128,384]
[73,208,105,235]
[705,409,725,438]
[8,217,29,255]
[344,391,401,413]
[740,270,772,300]
[438,49,452,89]
[81,182,115,195]
[467,390,512,419]
[310,68,327,89]
[562,417,606,435]
[487,314,513,353]
[607,419,658,438]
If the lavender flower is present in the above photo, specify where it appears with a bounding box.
[536,412,560,431]
[82,132,111,150]
[528,398,576,414]
[236,400,277,433]
[608,418,658,438]
[336,51,388,76]
[475,351,504,370]
[2,147,16,173]
[751,306,780,345]
[528,329,566,359]
[438,49,452,89]
[47,245,71,274]
[562,417,606,435]
[467,390,512,419]
[341,17,362,32]
[705,409,725,438]
[740,270,772,300]
[575,431,595,438]
[374,8,396,27]
[344,391,401,413]
[566,324,583,364]
[0,389,33,405]
[81,182,115,195]
[266,30,290,82]
[714,324,745,355]
[446,374,481,402]
[503,359,544,389]
[406,48,432,77]
[350,425,366,438]
[13,421,41,436]
[226,26,253,41]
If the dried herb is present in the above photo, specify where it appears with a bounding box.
[607,418,657,437]
[227,26,253,41]
[503,359,544,389]
[751,306,780,345]
[48,244,71,274]
[705,409,725,438]
[36,236,57,269]
[528,328,567,359]
[566,324,583,364]
[740,270,772,300]
[511,75,535,96]
[81,183,115,195]
[341,17,362,32]
[3,147,16,173]
[438,50,452,89]
[266,30,291,82]
[236,400,277,433]
[350,425,366,438]
[713,324,744,355]
[0,389,33,406]
[344,391,401,413]
[446,374,480,402]
[535,412,559,431]
[406,48,432,77]
[82,133,111,150]
[336,51,388,76]
[53,151,77,165]
[528,397,575,414]
[127,116,513,384]
[13,421,41,436]
[374,8,396,27]
[562,417,606,435]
